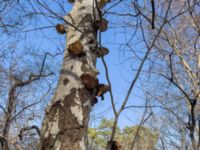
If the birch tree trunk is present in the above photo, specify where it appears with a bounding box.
[39,0,101,149]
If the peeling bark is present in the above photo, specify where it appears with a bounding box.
[39,0,101,149]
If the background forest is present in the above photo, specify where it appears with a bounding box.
[0,0,200,149]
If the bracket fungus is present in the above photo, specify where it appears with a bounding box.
[80,74,99,90]
[96,84,109,100]
[97,18,108,32]
[95,47,109,57]
[68,0,75,3]
[98,0,111,8]
[56,24,66,34]
[68,41,84,56]
[92,97,98,106]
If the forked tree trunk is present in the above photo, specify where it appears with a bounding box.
[39,0,101,149]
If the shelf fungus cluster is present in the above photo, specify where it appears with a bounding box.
[54,0,111,107]
[80,74,110,106]
[39,1,114,150]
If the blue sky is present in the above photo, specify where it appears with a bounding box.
[1,0,151,129]
[89,1,150,128]
[44,0,149,129]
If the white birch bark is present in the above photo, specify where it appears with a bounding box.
[39,0,100,149]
